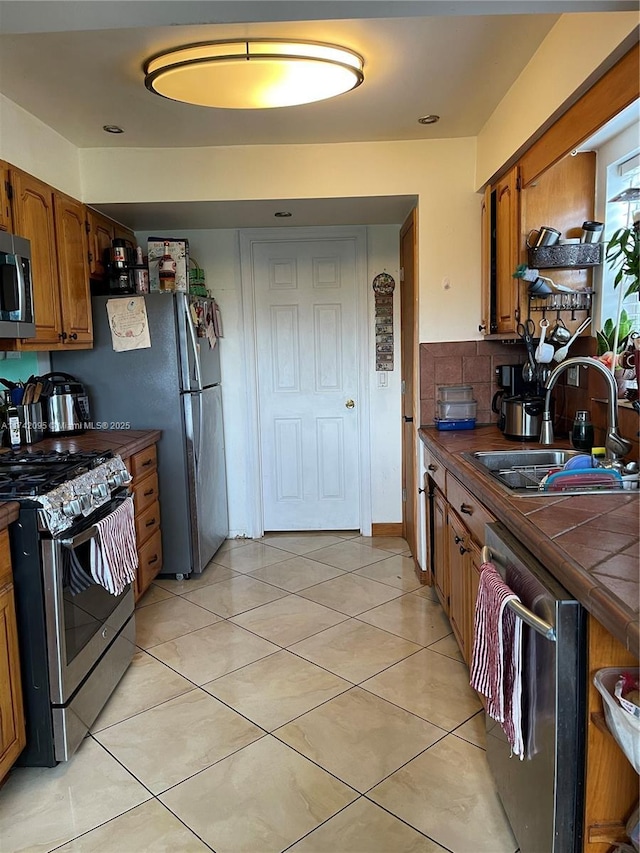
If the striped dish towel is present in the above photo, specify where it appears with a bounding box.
[470,561,524,759]
[89,497,138,596]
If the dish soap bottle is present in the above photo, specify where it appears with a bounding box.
[571,410,594,451]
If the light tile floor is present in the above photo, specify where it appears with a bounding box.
[0,533,519,853]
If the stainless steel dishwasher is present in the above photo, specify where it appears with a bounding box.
[481,522,587,853]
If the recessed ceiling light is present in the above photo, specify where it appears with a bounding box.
[418,115,440,125]
[103,125,124,134]
[274,211,292,218]
[144,40,364,109]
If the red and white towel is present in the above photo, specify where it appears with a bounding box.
[90,497,138,596]
[470,561,524,759]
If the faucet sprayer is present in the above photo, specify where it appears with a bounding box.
[540,356,632,467]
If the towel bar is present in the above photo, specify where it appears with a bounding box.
[481,545,557,642]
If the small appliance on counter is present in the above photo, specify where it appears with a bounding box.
[492,363,545,440]
[41,372,91,435]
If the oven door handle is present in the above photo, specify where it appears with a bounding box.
[59,497,129,549]
[481,545,557,642]
[61,526,100,549]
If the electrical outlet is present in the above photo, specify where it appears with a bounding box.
[567,365,580,387]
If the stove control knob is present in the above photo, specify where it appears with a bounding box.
[62,499,81,518]
[92,483,109,498]
[79,493,92,512]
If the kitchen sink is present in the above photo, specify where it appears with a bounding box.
[462,449,634,496]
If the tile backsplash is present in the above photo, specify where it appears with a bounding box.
[419,337,596,428]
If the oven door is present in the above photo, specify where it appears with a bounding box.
[41,497,135,705]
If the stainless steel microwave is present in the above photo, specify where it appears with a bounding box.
[0,231,35,338]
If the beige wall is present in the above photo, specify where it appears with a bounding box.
[476,11,639,188]
[80,138,481,344]
[0,94,82,198]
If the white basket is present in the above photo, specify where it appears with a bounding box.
[593,668,640,773]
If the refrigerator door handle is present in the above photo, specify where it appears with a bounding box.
[197,391,204,469]
[185,297,203,392]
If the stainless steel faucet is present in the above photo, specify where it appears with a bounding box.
[540,356,632,466]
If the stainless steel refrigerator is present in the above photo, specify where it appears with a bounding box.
[52,292,228,577]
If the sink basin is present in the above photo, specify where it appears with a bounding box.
[462,449,633,496]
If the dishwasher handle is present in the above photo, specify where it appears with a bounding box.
[481,545,557,642]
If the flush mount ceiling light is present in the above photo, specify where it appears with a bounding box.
[103,124,124,133]
[144,39,364,109]
[418,114,440,125]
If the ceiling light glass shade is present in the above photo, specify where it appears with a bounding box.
[144,40,364,109]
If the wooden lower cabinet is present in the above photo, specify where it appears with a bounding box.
[0,529,26,780]
[583,616,638,853]
[447,509,468,654]
[125,444,163,601]
[432,488,449,614]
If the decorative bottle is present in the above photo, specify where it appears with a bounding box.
[158,241,176,292]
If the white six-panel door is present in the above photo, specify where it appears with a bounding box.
[252,237,360,530]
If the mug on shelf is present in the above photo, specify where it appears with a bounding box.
[526,226,561,249]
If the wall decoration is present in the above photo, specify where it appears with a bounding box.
[372,272,395,371]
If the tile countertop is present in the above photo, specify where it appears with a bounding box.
[0,429,162,461]
[0,429,161,529]
[419,425,639,659]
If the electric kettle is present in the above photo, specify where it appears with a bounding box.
[42,372,91,435]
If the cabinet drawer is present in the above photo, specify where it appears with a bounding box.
[136,528,162,598]
[446,473,495,545]
[0,530,11,588]
[130,445,157,481]
[423,445,446,493]
[135,500,160,548]
[133,471,159,515]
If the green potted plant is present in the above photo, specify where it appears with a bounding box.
[600,219,638,381]
[605,219,639,299]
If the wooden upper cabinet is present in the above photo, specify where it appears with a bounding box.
[479,184,491,335]
[54,192,92,345]
[0,161,12,232]
[10,169,63,348]
[86,208,114,280]
[494,165,521,336]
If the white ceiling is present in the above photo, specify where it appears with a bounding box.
[0,1,636,229]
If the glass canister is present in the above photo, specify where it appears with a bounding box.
[571,410,594,451]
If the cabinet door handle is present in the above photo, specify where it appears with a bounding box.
[142,458,153,467]
[59,331,68,341]
[454,535,463,544]
[143,488,154,497]
[68,332,78,341]
[460,503,474,515]
[418,487,425,494]
[428,463,438,472]
[148,554,158,565]
[478,323,487,333]
[145,518,156,527]
[459,545,469,555]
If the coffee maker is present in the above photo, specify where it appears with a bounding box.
[492,364,545,440]
[107,238,135,294]
[494,364,537,400]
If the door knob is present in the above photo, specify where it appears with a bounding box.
[345,399,355,409]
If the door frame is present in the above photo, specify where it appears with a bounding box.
[239,226,371,539]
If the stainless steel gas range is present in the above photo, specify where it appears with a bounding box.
[1,448,136,766]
